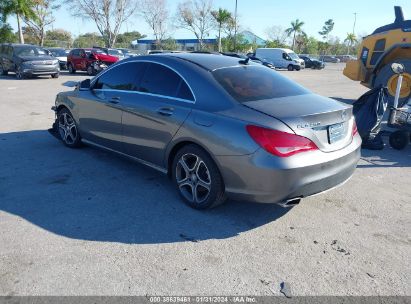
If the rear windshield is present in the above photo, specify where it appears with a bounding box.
[212,65,309,102]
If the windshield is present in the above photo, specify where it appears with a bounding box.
[15,46,48,57]
[212,65,309,103]
[50,49,67,57]
[288,52,299,60]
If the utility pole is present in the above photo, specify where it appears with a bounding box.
[233,0,238,51]
[352,12,357,34]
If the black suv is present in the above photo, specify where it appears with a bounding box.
[0,43,60,79]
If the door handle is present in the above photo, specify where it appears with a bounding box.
[156,107,174,116]
[108,96,120,104]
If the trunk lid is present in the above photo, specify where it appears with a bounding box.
[244,93,355,152]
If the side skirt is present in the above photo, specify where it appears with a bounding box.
[81,139,168,174]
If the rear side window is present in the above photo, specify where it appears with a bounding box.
[139,63,193,100]
[212,66,309,102]
[93,62,147,91]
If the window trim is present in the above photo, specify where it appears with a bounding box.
[90,59,196,103]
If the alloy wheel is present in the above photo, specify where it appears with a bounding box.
[58,112,78,145]
[175,153,211,205]
[16,66,23,79]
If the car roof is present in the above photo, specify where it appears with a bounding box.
[153,53,250,71]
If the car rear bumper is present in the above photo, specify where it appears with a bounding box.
[216,134,361,204]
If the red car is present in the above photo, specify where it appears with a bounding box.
[67,48,119,75]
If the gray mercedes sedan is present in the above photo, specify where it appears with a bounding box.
[53,53,361,209]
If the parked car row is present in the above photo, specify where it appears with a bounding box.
[0,43,139,79]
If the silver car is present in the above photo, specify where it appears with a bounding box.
[53,53,361,209]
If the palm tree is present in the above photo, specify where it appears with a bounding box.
[211,8,232,52]
[2,0,37,44]
[344,33,357,55]
[285,19,305,51]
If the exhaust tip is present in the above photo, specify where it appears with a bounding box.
[279,197,302,208]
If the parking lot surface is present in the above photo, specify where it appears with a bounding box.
[0,64,410,296]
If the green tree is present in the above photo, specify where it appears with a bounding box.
[0,20,16,43]
[161,37,179,50]
[265,39,288,48]
[211,8,232,52]
[285,19,304,51]
[116,31,145,47]
[302,36,319,55]
[318,19,334,40]
[1,0,37,44]
[344,32,357,55]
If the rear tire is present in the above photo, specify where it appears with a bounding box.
[374,59,411,106]
[0,64,8,75]
[68,63,76,74]
[389,131,410,150]
[172,144,226,209]
[57,108,82,148]
[51,73,59,78]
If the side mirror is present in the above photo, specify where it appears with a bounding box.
[391,63,405,74]
[79,79,91,90]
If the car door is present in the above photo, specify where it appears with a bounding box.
[77,62,141,151]
[121,62,193,167]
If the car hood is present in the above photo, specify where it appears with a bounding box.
[243,93,354,152]
[19,55,56,62]
[55,56,67,61]
[93,53,118,63]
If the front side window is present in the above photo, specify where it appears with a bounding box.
[282,53,291,61]
[93,62,147,91]
[213,65,309,103]
[139,63,193,100]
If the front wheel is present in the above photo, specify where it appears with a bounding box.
[172,145,226,209]
[57,108,82,148]
[287,65,294,71]
[15,65,24,79]
[374,59,411,107]
[389,130,410,150]
[51,73,59,78]
[86,65,94,76]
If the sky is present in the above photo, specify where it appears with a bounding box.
[6,0,411,41]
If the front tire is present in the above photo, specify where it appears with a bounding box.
[87,65,94,76]
[287,65,294,71]
[15,65,24,79]
[389,130,410,150]
[57,108,82,148]
[172,145,226,209]
[51,73,59,78]
[374,59,411,107]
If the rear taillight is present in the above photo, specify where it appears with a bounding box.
[352,120,358,136]
[246,125,318,157]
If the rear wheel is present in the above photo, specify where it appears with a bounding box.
[389,130,410,150]
[0,64,8,75]
[172,145,226,209]
[57,108,82,148]
[51,73,59,78]
[68,63,76,74]
[287,65,294,71]
[374,59,411,106]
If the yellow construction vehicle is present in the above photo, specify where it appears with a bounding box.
[343,6,411,105]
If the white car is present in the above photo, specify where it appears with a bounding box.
[256,48,304,71]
